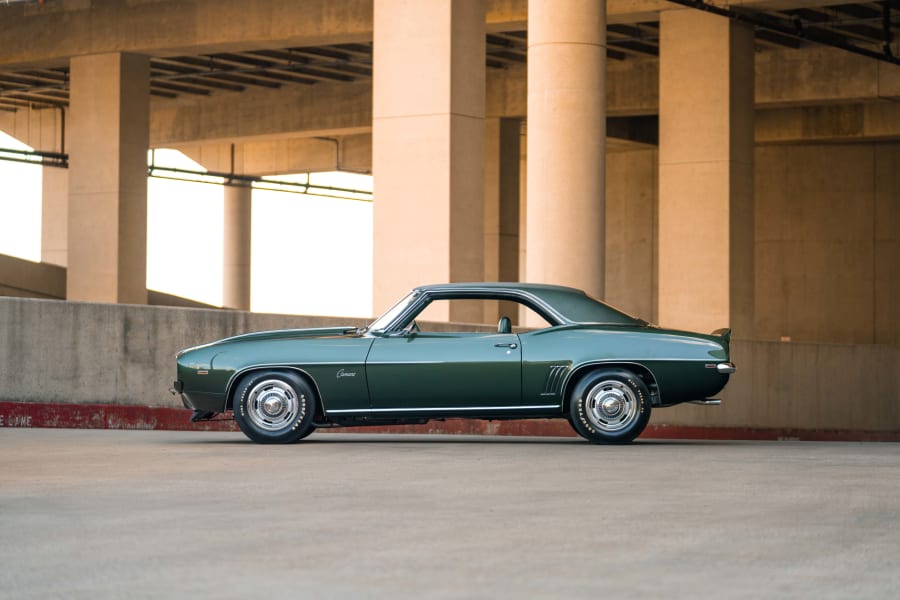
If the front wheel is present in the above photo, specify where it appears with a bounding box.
[568,368,651,444]
[233,371,317,444]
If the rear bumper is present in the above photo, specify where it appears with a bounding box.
[716,362,736,374]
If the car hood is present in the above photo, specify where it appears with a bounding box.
[178,326,360,357]
[217,326,360,344]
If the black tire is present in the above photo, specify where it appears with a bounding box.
[567,368,651,444]
[232,370,317,444]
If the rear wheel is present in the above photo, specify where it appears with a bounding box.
[568,368,651,444]
[233,370,316,444]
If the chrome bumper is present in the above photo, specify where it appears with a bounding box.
[717,362,736,374]
[689,398,721,406]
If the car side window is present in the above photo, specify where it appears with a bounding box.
[411,298,553,332]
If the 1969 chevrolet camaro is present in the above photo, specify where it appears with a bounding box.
[172,283,735,444]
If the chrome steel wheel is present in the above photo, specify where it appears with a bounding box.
[245,379,300,432]
[233,370,316,444]
[584,379,641,433]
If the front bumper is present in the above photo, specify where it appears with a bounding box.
[170,380,226,412]
[169,380,190,409]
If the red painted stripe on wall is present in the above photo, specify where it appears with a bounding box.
[0,401,237,432]
[1,401,898,442]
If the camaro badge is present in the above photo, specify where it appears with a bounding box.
[336,369,357,379]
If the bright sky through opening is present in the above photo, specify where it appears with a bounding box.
[0,141,373,318]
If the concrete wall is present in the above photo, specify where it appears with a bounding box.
[605,147,657,321]
[1,297,895,433]
[603,142,900,346]
[755,143,899,345]
[656,339,899,432]
[0,254,65,299]
[0,297,367,408]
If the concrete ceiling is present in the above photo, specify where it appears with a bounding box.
[0,1,897,111]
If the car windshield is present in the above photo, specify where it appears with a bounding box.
[366,291,421,332]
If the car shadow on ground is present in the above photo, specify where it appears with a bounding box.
[172,434,741,446]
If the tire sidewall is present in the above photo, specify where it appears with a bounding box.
[568,368,651,444]
[233,370,316,444]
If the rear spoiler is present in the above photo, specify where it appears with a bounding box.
[711,328,732,352]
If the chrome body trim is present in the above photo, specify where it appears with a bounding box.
[689,399,722,406]
[326,404,560,415]
[375,287,569,334]
[225,364,328,410]
[559,360,663,406]
[364,361,445,366]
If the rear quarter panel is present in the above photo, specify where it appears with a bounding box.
[519,325,730,406]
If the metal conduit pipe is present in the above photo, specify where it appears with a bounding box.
[0,147,373,201]
[665,0,900,66]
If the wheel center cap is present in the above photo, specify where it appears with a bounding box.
[262,395,284,416]
[600,397,622,416]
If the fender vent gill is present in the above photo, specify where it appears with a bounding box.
[540,365,568,397]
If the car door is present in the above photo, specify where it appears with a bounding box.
[365,331,522,410]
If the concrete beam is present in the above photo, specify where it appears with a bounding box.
[0,0,654,69]
[142,44,900,148]
[0,0,858,70]
[151,62,656,148]
[488,60,658,118]
[0,0,374,69]
[756,102,900,144]
[0,0,531,68]
[0,105,64,152]
[176,134,372,175]
[757,47,900,107]
[150,80,371,146]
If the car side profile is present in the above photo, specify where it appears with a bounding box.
[172,283,735,444]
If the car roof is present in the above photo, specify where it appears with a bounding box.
[411,282,644,326]
[414,282,585,296]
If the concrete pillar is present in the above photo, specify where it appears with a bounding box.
[222,183,252,311]
[67,53,149,304]
[484,117,521,323]
[41,167,68,267]
[525,0,606,304]
[372,0,485,321]
[657,10,754,335]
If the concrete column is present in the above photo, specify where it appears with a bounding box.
[657,10,754,334]
[41,167,68,267]
[484,117,521,323]
[373,0,485,321]
[222,183,252,311]
[37,106,68,267]
[67,53,149,304]
[526,0,606,303]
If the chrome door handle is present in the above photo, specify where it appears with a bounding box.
[494,343,518,349]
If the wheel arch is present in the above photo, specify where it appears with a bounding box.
[226,365,326,420]
[561,361,661,411]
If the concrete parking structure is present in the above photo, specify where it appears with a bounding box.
[1,429,897,598]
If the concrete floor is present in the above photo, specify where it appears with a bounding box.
[0,430,897,599]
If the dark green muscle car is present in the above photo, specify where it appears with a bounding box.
[173,283,735,444]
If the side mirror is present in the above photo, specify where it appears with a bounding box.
[392,321,419,338]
